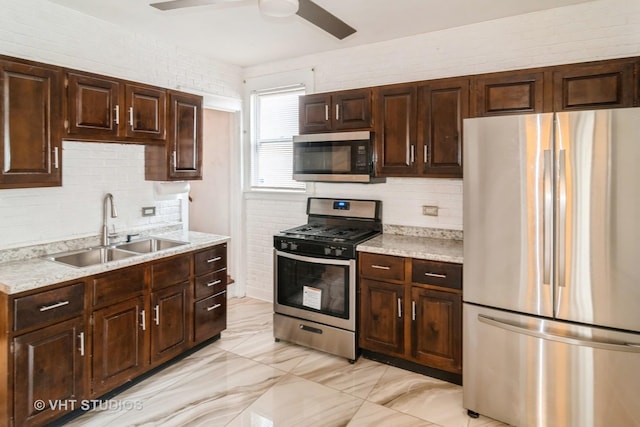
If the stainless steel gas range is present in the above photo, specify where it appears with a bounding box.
[273,197,382,362]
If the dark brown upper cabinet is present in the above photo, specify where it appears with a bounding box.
[65,71,166,143]
[145,90,203,181]
[66,72,120,139]
[375,79,467,178]
[0,58,63,189]
[374,83,418,176]
[553,58,637,111]
[299,88,372,134]
[418,78,469,178]
[124,84,166,140]
[471,70,551,116]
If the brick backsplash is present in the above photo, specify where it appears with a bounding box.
[0,142,182,250]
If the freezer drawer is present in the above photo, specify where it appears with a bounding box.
[463,304,640,427]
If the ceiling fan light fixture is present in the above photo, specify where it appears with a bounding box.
[259,0,299,17]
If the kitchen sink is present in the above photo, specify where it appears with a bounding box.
[46,247,138,268]
[114,238,189,254]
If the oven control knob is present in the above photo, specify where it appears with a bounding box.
[335,248,343,256]
[290,243,298,250]
[324,247,332,255]
[280,242,288,250]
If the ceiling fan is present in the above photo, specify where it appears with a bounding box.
[149,0,356,40]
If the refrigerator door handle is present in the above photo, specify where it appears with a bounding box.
[558,148,567,288]
[543,149,553,286]
[478,315,640,353]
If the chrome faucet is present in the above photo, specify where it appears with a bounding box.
[102,193,118,246]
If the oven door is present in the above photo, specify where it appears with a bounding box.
[274,250,356,331]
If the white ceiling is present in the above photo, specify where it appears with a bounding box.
[49,0,594,67]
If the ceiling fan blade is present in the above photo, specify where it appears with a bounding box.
[150,0,222,11]
[296,0,356,40]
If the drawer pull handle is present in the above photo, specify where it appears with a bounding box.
[207,257,222,263]
[207,303,222,312]
[207,279,222,287]
[39,301,70,312]
[425,272,447,278]
[371,265,390,270]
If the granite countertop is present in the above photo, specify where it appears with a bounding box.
[357,233,463,264]
[0,230,229,295]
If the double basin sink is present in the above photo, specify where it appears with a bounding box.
[45,238,189,268]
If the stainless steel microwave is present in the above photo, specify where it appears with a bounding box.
[292,131,384,183]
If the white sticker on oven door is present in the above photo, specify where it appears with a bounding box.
[302,286,322,310]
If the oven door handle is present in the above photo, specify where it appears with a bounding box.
[274,250,353,266]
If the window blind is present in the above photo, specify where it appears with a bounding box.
[251,85,306,190]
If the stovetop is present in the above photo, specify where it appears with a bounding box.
[280,223,378,243]
[274,197,382,259]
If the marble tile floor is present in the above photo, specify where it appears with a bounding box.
[62,297,508,427]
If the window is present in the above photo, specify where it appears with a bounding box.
[250,85,306,190]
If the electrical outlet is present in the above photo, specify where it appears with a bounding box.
[141,206,156,217]
[422,205,439,216]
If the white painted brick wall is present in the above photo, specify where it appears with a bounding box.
[242,0,640,300]
[0,0,242,250]
[0,142,182,249]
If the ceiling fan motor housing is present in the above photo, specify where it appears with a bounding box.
[259,0,299,17]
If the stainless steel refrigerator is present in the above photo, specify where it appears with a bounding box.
[462,108,640,427]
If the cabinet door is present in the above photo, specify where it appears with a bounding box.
[472,71,548,116]
[66,72,120,138]
[14,317,85,427]
[124,84,166,140]
[169,91,202,179]
[333,89,372,130]
[374,84,418,176]
[410,287,462,373]
[151,282,189,365]
[419,79,468,178]
[92,296,146,396]
[299,93,332,133]
[0,60,62,188]
[553,60,636,111]
[359,279,404,356]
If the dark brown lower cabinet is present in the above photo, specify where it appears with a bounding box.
[359,252,463,380]
[13,317,85,427]
[91,296,147,396]
[151,282,189,364]
[359,279,404,356]
[410,287,462,373]
[194,291,227,343]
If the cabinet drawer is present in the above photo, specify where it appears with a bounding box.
[194,270,227,300]
[194,291,226,343]
[194,244,227,276]
[151,254,191,290]
[92,266,146,307]
[360,253,405,281]
[411,259,462,290]
[14,282,85,331]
